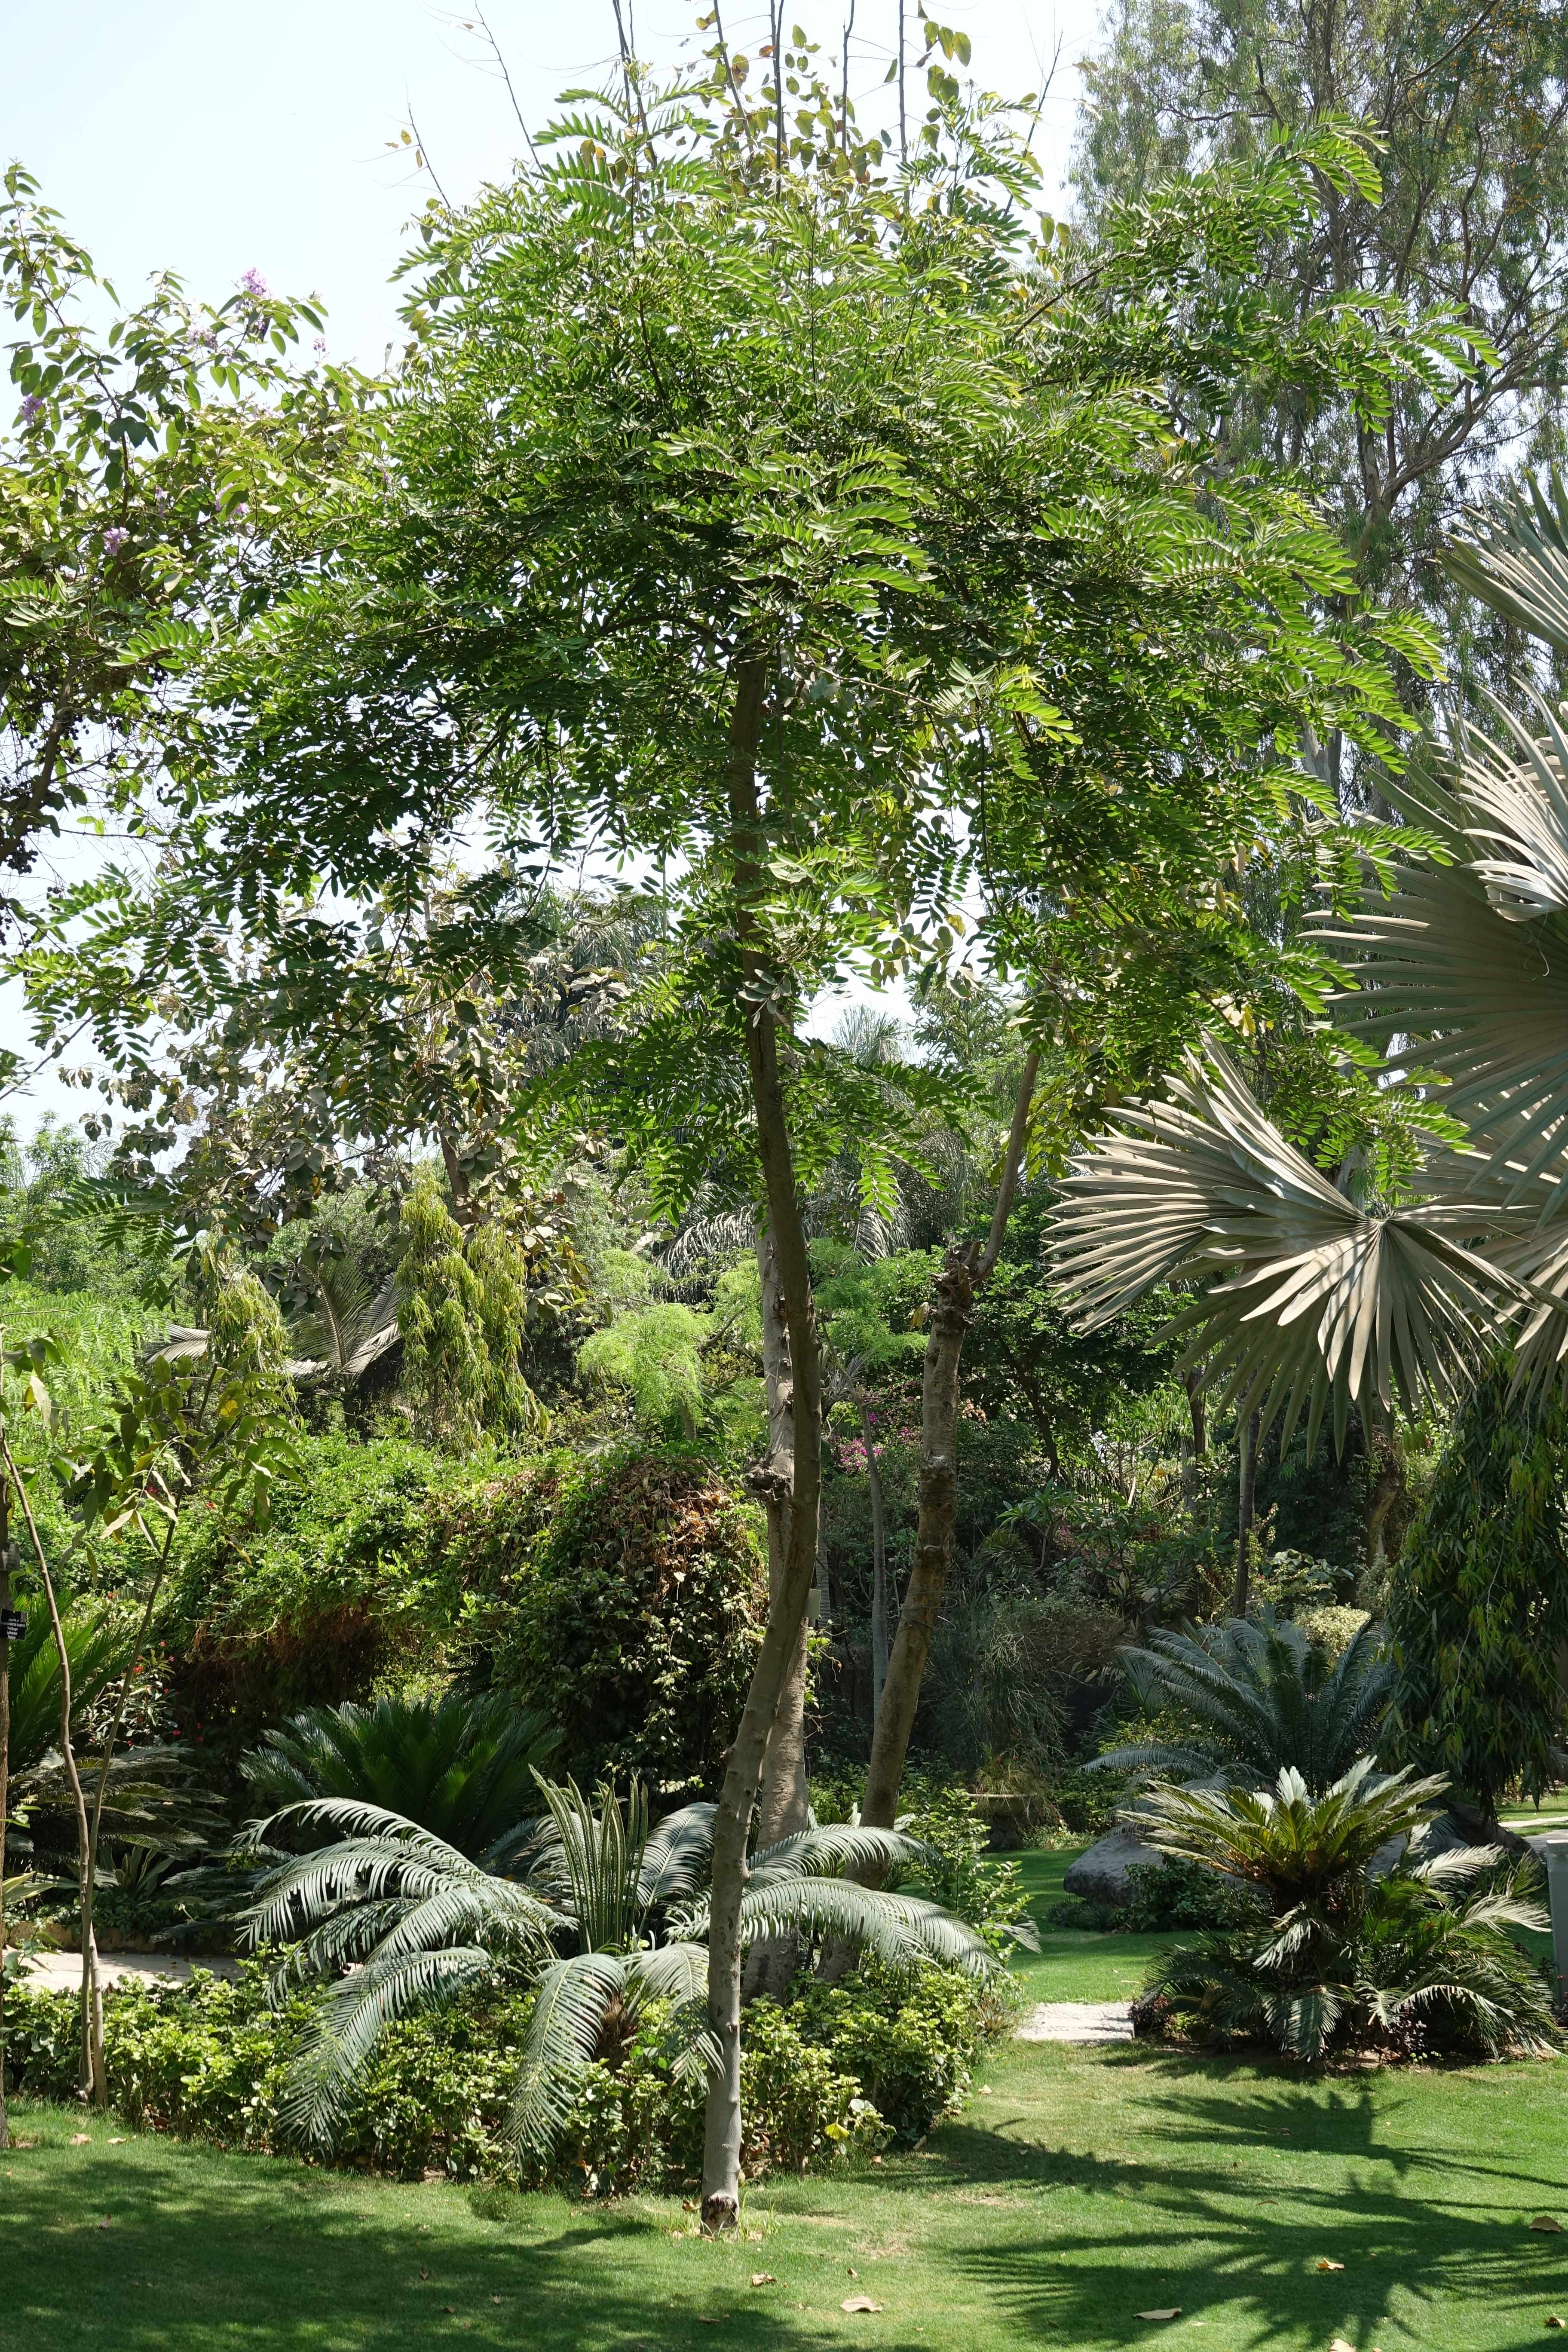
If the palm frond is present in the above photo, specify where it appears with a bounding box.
[280,1943,497,2144]
[1047,1038,1513,1452]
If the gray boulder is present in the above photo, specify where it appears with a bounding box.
[1063,1825,1162,1908]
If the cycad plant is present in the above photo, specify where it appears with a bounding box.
[1095,1611,1392,1794]
[241,1691,560,1864]
[243,1771,996,2157]
[1139,1759,1555,2060]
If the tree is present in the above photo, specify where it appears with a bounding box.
[1387,1359,1568,1819]
[397,1164,546,1446]
[1075,0,1568,754]
[3,46,1476,2221]
[0,166,361,944]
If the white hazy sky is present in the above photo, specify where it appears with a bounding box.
[3,0,1105,1133]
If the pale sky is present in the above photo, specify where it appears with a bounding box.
[2,0,1104,1134]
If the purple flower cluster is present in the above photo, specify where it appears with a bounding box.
[18,392,44,425]
[240,266,269,299]
[102,526,129,557]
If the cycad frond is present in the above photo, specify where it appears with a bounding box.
[733,1877,999,1977]
[505,1951,631,2160]
[282,1943,497,2144]
[638,1804,715,1908]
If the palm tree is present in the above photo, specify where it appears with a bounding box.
[1094,1613,1393,1794]
[242,1772,996,2157]
[240,1690,560,1863]
[1048,476,1568,1445]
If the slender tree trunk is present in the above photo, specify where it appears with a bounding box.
[865,1403,890,1713]
[744,1227,810,2003]
[861,1051,1038,1831]
[0,1437,102,2101]
[1231,1407,1261,1619]
[701,656,824,2231]
[0,1486,11,2152]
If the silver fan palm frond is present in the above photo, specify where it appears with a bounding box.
[1441,471,1568,660]
[1047,1039,1516,1454]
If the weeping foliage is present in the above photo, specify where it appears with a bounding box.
[1387,1357,1568,1814]
[242,1772,995,2156]
[1096,1610,1393,1795]
[397,1167,546,1445]
[1139,1760,1555,2061]
[240,1690,561,1865]
[577,1302,710,1439]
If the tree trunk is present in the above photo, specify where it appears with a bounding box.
[0,1492,11,2152]
[0,1435,103,2103]
[1231,1407,1261,1618]
[861,1050,1039,1831]
[865,1403,890,1713]
[744,1226,810,2004]
[701,655,824,2231]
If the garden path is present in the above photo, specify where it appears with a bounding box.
[1014,1999,1134,2043]
[19,1951,242,1991]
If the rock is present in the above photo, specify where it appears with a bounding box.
[1063,1825,1162,1907]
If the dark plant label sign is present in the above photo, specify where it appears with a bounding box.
[0,1610,25,1641]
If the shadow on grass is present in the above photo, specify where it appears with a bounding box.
[920,2051,1568,2348]
[0,2122,853,2352]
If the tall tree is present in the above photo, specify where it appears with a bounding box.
[1074,0,1568,756]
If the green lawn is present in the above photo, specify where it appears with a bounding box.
[5,1846,1565,2352]
[1010,1847,1182,2004]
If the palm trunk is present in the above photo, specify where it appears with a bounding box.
[861,1051,1038,1831]
[0,1436,102,2101]
[865,1403,890,1713]
[701,656,824,2230]
[1231,1407,1261,1618]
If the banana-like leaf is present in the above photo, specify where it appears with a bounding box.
[1047,1039,1513,1453]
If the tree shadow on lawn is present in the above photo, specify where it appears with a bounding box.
[0,2132,854,2352]
[926,2051,1568,2348]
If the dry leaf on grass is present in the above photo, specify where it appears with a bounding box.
[70,2133,91,2145]
[1532,2217,1564,2233]
[841,2296,884,2314]
[1317,2259,1345,2272]
[107,2137,126,2146]
[1547,2319,1565,2331]
[750,2273,777,2287]
[1329,2337,1356,2352]
[1136,2310,1182,2322]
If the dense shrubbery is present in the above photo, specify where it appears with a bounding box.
[492,1448,766,1796]
[1047,1856,1260,1935]
[1,1955,998,2189]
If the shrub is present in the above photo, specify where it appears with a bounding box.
[496,1448,766,1795]
[1046,1856,1259,1936]
[0,1953,991,2188]
[894,1785,1038,1958]
[1134,1761,1557,2061]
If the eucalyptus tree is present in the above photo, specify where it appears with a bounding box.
[1075,0,1568,753]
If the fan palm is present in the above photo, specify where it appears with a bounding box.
[243,1771,996,2155]
[240,1690,560,1865]
[1047,474,1568,1428]
[1095,1611,1393,1794]
[1139,1759,1555,2060]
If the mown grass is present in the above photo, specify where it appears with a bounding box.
[8,1844,1564,2352]
[8,2040,1566,2351]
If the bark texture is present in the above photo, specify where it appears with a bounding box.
[860,1051,1038,1832]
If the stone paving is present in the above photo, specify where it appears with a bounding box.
[18,1950,241,1992]
[1014,2000,1135,2044]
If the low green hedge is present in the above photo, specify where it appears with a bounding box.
[1,1954,999,2192]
